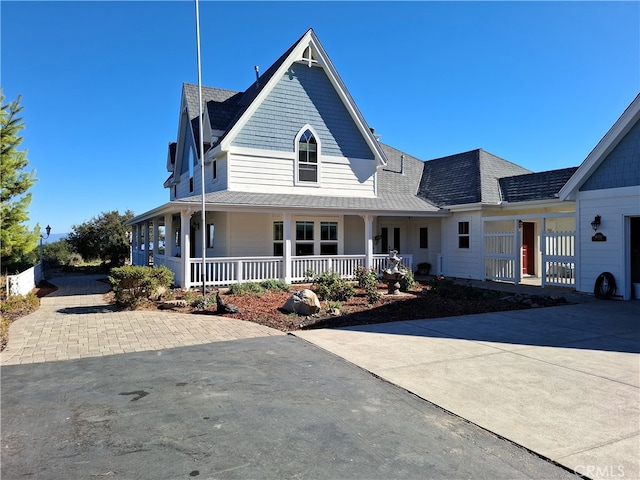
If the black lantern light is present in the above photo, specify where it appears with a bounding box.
[590,215,601,232]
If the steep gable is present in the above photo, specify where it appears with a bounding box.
[213,28,386,165]
[232,64,373,159]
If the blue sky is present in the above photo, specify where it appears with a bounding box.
[2,1,638,235]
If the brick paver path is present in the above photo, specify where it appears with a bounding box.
[0,274,283,365]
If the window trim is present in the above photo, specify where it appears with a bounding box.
[294,125,320,186]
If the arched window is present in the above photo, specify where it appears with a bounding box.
[297,129,318,183]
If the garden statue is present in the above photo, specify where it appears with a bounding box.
[382,249,406,294]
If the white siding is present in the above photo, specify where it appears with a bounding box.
[227,213,272,257]
[405,218,442,269]
[343,215,364,255]
[575,186,640,299]
[227,148,376,197]
[441,213,484,280]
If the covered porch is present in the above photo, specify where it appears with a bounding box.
[129,207,419,288]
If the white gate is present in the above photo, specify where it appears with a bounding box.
[484,232,516,282]
[543,231,575,286]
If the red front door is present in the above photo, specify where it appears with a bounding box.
[522,222,535,275]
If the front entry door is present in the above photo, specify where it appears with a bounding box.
[522,222,535,275]
[379,226,401,254]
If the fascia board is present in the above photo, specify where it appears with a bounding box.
[559,93,640,200]
[126,202,177,226]
[493,198,573,210]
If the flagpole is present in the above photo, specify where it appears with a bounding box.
[195,0,206,296]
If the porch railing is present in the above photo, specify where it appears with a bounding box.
[174,253,413,288]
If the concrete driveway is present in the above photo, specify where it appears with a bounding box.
[2,274,638,479]
[294,300,640,480]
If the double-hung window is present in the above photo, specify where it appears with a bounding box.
[458,221,470,249]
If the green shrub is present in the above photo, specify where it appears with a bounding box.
[108,265,174,307]
[228,282,265,295]
[191,295,216,310]
[311,271,356,302]
[354,267,381,304]
[399,268,415,292]
[260,279,290,291]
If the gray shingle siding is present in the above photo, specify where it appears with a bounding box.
[232,65,374,159]
[580,119,640,191]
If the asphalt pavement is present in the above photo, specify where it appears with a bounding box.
[2,274,638,479]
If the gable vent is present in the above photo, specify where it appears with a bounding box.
[301,46,318,67]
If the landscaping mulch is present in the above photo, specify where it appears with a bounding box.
[141,282,570,332]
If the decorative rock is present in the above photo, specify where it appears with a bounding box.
[282,289,321,316]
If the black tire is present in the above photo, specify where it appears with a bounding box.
[594,272,616,299]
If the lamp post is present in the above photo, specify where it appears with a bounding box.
[40,224,51,280]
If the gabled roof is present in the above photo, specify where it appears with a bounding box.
[559,93,640,200]
[202,28,386,165]
[499,167,579,203]
[417,149,531,207]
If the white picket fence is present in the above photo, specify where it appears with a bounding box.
[4,263,43,297]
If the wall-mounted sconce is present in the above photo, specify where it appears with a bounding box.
[518,220,523,229]
[374,235,382,245]
[590,215,601,232]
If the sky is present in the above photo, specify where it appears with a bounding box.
[2,1,639,236]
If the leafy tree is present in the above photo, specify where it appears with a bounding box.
[43,239,76,266]
[67,210,134,267]
[1,90,39,272]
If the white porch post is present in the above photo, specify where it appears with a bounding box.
[180,210,192,288]
[514,218,521,285]
[362,214,375,270]
[135,224,142,265]
[283,213,292,284]
[145,221,152,266]
[152,219,160,257]
[164,213,173,257]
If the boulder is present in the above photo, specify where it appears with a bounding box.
[282,289,321,316]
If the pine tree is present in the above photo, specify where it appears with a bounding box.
[1,89,39,272]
